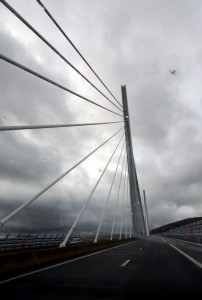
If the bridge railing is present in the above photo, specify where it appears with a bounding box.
[0,232,124,252]
[161,219,202,244]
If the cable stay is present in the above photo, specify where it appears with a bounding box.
[0,127,123,226]
[0,0,122,113]
[0,53,123,118]
[36,0,122,109]
[94,139,125,243]
[0,121,123,132]
[59,132,125,247]
[110,149,126,240]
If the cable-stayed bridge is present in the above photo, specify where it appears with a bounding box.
[0,0,147,244]
[0,1,201,298]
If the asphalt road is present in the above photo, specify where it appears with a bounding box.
[0,236,201,299]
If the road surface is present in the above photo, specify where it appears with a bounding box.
[0,236,201,299]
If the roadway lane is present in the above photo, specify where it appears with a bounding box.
[0,236,201,299]
[162,236,202,264]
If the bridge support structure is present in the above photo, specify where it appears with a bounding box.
[121,85,146,237]
[143,189,150,236]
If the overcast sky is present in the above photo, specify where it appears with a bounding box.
[0,0,202,235]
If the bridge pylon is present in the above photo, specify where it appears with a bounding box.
[121,85,146,237]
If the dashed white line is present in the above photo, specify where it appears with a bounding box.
[139,248,143,251]
[121,259,130,267]
[169,244,202,269]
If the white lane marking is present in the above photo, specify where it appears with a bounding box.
[0,241,136,284]
[121,259,130,267]
[139,248,143,251]
[162,239,167,243]
[169,244,202,269]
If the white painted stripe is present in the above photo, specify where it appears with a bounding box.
[139,248,143,251]
[162,239,167,243]
[0,241,135,284]
[121,259,130,267]
[169,244,202,269]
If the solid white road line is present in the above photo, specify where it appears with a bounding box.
[169,244,202,269]
[0,241,136,284]
[121,259,130,267]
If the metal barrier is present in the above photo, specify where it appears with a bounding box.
[162,219,202,244]
[0,232,122,252]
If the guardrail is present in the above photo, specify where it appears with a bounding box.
[161,219,202,244]
[0,232,124,252]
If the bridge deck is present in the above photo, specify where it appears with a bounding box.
[0,236,201,299]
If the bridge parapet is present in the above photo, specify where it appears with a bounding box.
[0,232,130,253]
[155,218,202,244]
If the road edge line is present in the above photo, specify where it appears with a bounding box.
[169,244,202,269]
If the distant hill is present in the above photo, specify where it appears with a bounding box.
[150,217,202,235]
